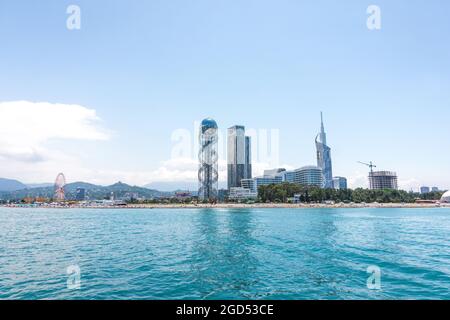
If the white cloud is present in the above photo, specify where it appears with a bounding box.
[147,157,201,182]
[0,101,290,187]
[0,101,111,184]
[347,170,369,189]
[138,157,227,184]
[0,101,109,162]
[398,178,420,192]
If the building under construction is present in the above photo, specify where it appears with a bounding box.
[369,171,398,190]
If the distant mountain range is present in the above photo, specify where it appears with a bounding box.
[0,178,28,192]
[0,179,172,201]
[25,183,54,189]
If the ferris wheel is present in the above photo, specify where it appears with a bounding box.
[54,173,66,201]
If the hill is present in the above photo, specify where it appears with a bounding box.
[0,178,28,192]
[0,181,168,201]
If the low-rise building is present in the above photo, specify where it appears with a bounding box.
[241,179,256,193]
[228,187,257,201]
[243,168,286,193]
[241,166,325,193]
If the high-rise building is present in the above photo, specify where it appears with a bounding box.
[227,125,252,189]
[420,186,430,194]
[316,112,333,188]
[333,177,348,190]
[369,171,398,190]
[75,187,86,201]
[198,118,219,201]
[294,166,324,188]
[432,187,439,192]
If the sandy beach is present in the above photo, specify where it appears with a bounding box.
[2,202,447,209]
[125,203,446,209]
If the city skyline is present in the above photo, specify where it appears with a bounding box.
[0,1,450,191]
[0,103,447,193]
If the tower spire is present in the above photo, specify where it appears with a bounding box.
[320,111,327,145]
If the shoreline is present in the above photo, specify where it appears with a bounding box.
[1,203,447,209]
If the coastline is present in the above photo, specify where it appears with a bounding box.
[1,202,447,209]
[122,203,447,209]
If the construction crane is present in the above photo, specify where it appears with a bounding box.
[358,161,377,175]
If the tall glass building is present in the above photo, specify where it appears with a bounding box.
[227,125,252,189]
[294,166,324,188]
[198,118,219,201]
[315,112,333,188]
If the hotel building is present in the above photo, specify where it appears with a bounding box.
[293,166,324,188]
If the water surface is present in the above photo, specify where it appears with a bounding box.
[1,207,449,300]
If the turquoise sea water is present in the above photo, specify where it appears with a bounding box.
[0,207,449,300]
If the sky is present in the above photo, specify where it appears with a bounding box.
[0,0,449,191]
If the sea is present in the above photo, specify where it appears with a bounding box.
[0,207,449,300]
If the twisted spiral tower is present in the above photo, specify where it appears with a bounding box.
[198,118,218,202]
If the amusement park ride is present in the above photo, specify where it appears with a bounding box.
[54,173,66,202]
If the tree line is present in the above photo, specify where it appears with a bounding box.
[257,183,444,203]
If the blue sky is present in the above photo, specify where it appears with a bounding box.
[0,0,449,190]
